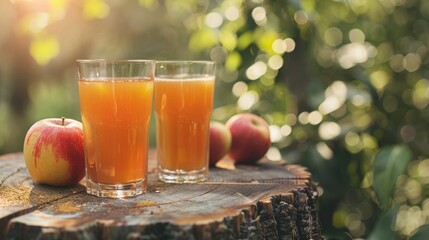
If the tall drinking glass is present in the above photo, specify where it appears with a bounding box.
[154,61,215,183]
[77,59,154,198]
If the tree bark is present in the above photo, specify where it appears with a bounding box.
[0,152,324,240]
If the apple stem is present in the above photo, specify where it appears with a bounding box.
[62,117,65,126]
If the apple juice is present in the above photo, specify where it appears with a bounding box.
[78,78,153,185]
[154,77,214,173]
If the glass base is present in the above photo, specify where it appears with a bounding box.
[158,167,207,183]
[85,178,146,198]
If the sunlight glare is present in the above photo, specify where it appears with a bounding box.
[269,125,282,142]
[246,61,267,80]
[237,91,259,110]
[316,142,333,160]
[232,81,248,97]
[268,55,283,70]
[267,147,282,161]
[319,81,347,114]
[206,12,223,28]
[319,122,341,140]
[252,7,266,24]
[225,6,240,21]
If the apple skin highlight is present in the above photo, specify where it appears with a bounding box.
[226,113,271,164]
[23,118,85,186]
[209,121,232,166]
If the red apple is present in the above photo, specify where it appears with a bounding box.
[23,117,85,186]
[226,113,271,164]
[209,121,232,166]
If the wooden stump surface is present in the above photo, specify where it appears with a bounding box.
[0,151,324,240]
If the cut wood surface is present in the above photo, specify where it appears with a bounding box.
[0,151,324,240]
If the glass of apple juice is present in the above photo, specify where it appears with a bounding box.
[154,61,215,183]
[77,59,155,198]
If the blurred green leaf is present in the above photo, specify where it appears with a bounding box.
[237,31,253,50]
[83,0,110,19]
[225,52,242,71]
[30,34,59,66]
[220,30,237,51]
[189,29,218,52]
[411,224,429,240]
[367,207,398,240]
[254,29,279,54]
[373,145,411,209]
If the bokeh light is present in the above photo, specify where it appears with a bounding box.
[224,6,240,21]
[246,61,267,80]
[205,12,223,28]
[252,6,267,26]
[319,122,341,140]
[237,90,259,110]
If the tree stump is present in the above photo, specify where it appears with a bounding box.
[0,151,324,240]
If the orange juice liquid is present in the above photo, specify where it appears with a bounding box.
[78,78,153,184]
[154,77,214,172]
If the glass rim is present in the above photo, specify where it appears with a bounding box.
[155,60,215,65]
[76,59,155,64]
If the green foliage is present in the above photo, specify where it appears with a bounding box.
[373,145,411,210]
[367,207,398,240]
[411,224,429,240]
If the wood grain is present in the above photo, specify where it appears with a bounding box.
[0,152,323,240]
